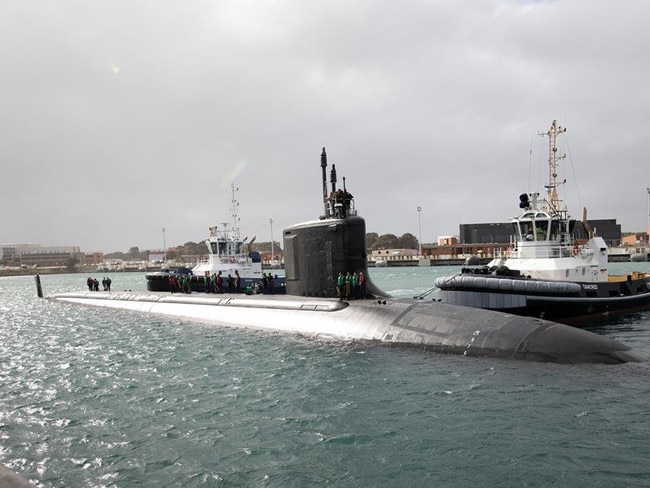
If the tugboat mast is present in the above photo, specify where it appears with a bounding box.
[230,183,241,238]
[219,183,241,239]
[540,120,567,214]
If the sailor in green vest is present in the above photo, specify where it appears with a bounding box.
[210,273,217,293]
[352,271,359,299]
[336,272,344,299]
[344,271,352,300]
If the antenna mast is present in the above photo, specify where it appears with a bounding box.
[540,120,567,213]
[229,183,241,238]
[320,148,329,218]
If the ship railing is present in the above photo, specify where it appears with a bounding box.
[493,234,590,261]
[513,242,574,260]
[197,251,252,263]
[493,247,513,259]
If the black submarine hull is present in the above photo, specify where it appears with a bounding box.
[49,291,644,364]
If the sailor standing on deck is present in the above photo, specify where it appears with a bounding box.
[268,274,275,294]
[352,272,359,299]
[210,273,217,293]
[344,271,352,300]
[216,272,223,293]
[358,271,366,299]
[336,272,344,298]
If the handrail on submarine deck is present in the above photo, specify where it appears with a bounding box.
[414,273,463,300]
[414,285,439,300]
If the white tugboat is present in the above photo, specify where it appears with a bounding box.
[146,184,284,294]
[435,120,650,324]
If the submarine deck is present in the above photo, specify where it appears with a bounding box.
[47,290,646,364]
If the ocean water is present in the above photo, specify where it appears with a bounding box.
[2,264,650,487]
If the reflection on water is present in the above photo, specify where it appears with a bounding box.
[2,269,650,486]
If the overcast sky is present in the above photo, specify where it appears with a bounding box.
[2,0,649,253]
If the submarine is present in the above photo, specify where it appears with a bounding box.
[45,148,645,364]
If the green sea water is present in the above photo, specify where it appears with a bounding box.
[2,265,650,487]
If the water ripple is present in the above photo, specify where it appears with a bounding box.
[2,272,650,486]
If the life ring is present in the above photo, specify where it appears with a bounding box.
[229,256,235,263]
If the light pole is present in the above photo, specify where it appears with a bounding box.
[162,227,167,262]
[647,187,650,244]
[269,219,274,265]
[417,206,422,257]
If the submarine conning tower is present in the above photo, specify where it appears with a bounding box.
[283,148,389,298]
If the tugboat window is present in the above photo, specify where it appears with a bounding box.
[520,222,534,241]
[550,221,559,240]
[535,221,549,241]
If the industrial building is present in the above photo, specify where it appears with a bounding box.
[458,219,621,247]
[0,244,102,268]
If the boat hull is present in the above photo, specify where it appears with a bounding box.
[435,273,650,324]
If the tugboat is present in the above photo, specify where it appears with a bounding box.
[145,184,285,294]
[435,120,650,324]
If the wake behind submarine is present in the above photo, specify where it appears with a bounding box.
[46,148,644,364]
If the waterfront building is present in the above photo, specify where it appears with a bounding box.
[459,219,621,247]
[0,244,101,268]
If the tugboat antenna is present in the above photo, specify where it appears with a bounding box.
[539,120,567,213]
[229,183,241,239]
